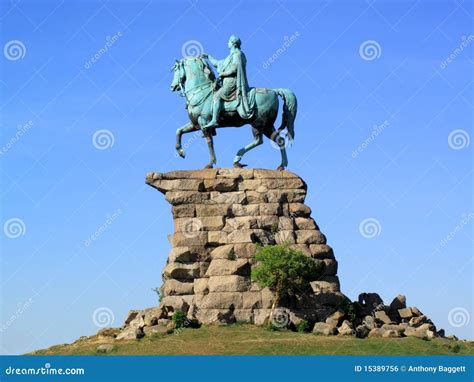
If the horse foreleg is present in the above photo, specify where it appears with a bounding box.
[204,135,217,169]
[176,122,197,158]
[233,128,263,168]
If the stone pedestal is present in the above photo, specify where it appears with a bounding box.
[146,168,346,325]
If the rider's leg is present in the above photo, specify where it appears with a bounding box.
[233,127,263,167]
[203,94,221,129]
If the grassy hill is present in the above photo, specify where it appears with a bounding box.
[31,324,472,356]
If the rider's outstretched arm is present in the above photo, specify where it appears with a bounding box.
[206,54,219,68]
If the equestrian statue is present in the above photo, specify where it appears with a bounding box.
[170,35,297,170]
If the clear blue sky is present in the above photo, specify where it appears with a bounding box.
[1,0,472,354]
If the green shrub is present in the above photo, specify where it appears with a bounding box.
[251,244,322,316]
[296,320,310,333]
[172,310,188,329]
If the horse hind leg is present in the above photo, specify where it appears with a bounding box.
[233,127,263,168]
[263,126,288,170]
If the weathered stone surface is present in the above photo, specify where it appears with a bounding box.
[313,322,337,336]
[161,280,194,296]
[196,204,231,217]
[208,275,250,292]
[193,278,209,294]
[295,230,326,245]
[143,325,169,336]
[325,310,345,326]
[398,307,413,319]
[389,295,406,311]
[206,259,250,277]
[96,344,115,353]
[338,320,354,336]
[163,263,201,280]
[374,311,392,325]
[145,169,344,326]
[210,244,235,259]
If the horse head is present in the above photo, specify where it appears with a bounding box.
[170,57,215,94]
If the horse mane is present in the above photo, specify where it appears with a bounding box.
[186,57,216,83]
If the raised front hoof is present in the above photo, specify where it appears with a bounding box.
[233,162,248,168]
[276,166,285,171]
[176,148,186,158]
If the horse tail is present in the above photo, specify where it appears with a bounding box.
[274,88,297,141]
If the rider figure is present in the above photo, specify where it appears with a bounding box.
[201,35,254,132]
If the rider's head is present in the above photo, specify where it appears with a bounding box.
[228,35,241,49]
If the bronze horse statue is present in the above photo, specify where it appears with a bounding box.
[170,57,297,170]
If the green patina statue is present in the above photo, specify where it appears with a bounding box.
[170,35,297,170]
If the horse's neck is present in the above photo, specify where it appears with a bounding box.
[185,65,210,91]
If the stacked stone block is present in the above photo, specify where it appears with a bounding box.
[146,168,346,325]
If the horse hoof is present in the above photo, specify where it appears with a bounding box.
[204,164,214,169]
[233,162,248,168]
[277,166,285,171]
[177,149,185,158]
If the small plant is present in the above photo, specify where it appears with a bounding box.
[296,320,310,333]
[270,223,280,234]
[172,310,188,329]
[450,344,461,353]
[152,287,162,303]
[227,248,236,260]
[251,243,322,317]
